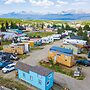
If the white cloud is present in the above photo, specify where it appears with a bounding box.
[29,0,54,7]
[56,0,69,7]
[5,0,26,4]
[72,1,87,6]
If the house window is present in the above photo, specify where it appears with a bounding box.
[38,80,42,85]
[46,80,50,86]
[30,76,33,81]
[23,73,25,78]
[37,75,42,79]
[48,74,52,78]
[65,56,68,58]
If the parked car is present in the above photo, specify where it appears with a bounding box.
[76,60,90,66]
[9,54,19,60]
[0,60,13,69]
[2,63,16,73]
[0,52,19,60]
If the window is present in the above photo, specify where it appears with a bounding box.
[48,74,52,78]
[37,75,42,79]
[46,80,50,86]
[65,56,68,58]
[23,73,25,78]
[38,80,42,85]
[30,76,33,81]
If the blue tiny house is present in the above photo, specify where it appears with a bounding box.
[16,62,54,90]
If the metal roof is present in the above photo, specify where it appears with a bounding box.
[50,46,73,54]
[70,36,83,40]
[16,61,53,76]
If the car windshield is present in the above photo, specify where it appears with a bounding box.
[5,66,11,68]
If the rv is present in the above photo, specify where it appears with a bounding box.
[47,36,54,43]
[63,39,87,45]
[52,34,61,40]
[41,37,50,44]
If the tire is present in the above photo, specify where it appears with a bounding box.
[85,64,88,67]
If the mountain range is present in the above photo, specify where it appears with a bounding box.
[0,11,90,20]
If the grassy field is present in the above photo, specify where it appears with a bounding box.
[0,41,12,50]
[0,77,28,90]
[39,60,85,80]
[26,32,55,37]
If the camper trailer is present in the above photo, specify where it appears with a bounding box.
[63,39,87,45]
[52,34,61,40]
[47,36,54,43]
[41,37,50,44]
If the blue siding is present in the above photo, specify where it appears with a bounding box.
[17,69,54,90]
[45,72,54,90]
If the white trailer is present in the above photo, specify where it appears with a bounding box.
[52,34,61,40]
[41,37,50,44]
[63,39,87,45]
[20,36,29,40]
[47,36,54,43]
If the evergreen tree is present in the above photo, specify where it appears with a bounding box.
[57,28,64,34]
[41,23,44,29]
[65,24,71,30]
[61,24,64,29]
[53,24,57,29]
[6,21,9,29]
[77,26,83,36]
[47,25,50,28]
[36,23,39,28]
[10,22,18,29]
[83,30,88,40]
[1,23,6,31]
[84,25,90,31]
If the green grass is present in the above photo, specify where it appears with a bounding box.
[26,32,55,37]
[31,46,44,51]
[0,77,28,90]
[0,41,12,50]
[39,60,85,80]
[74,55,87,60]
[2,41,12,45]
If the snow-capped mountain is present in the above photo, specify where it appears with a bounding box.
[0,11,90,20]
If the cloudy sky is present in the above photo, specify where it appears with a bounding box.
[0,0,90,14]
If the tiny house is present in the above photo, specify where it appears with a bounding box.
[3,43,30,55]
[48,46,75,67]
[16,62,54,90]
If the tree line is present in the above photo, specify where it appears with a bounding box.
[0,21,20,31]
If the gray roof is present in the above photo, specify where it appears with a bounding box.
[70,36,83,40]
[16,61,53,76]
